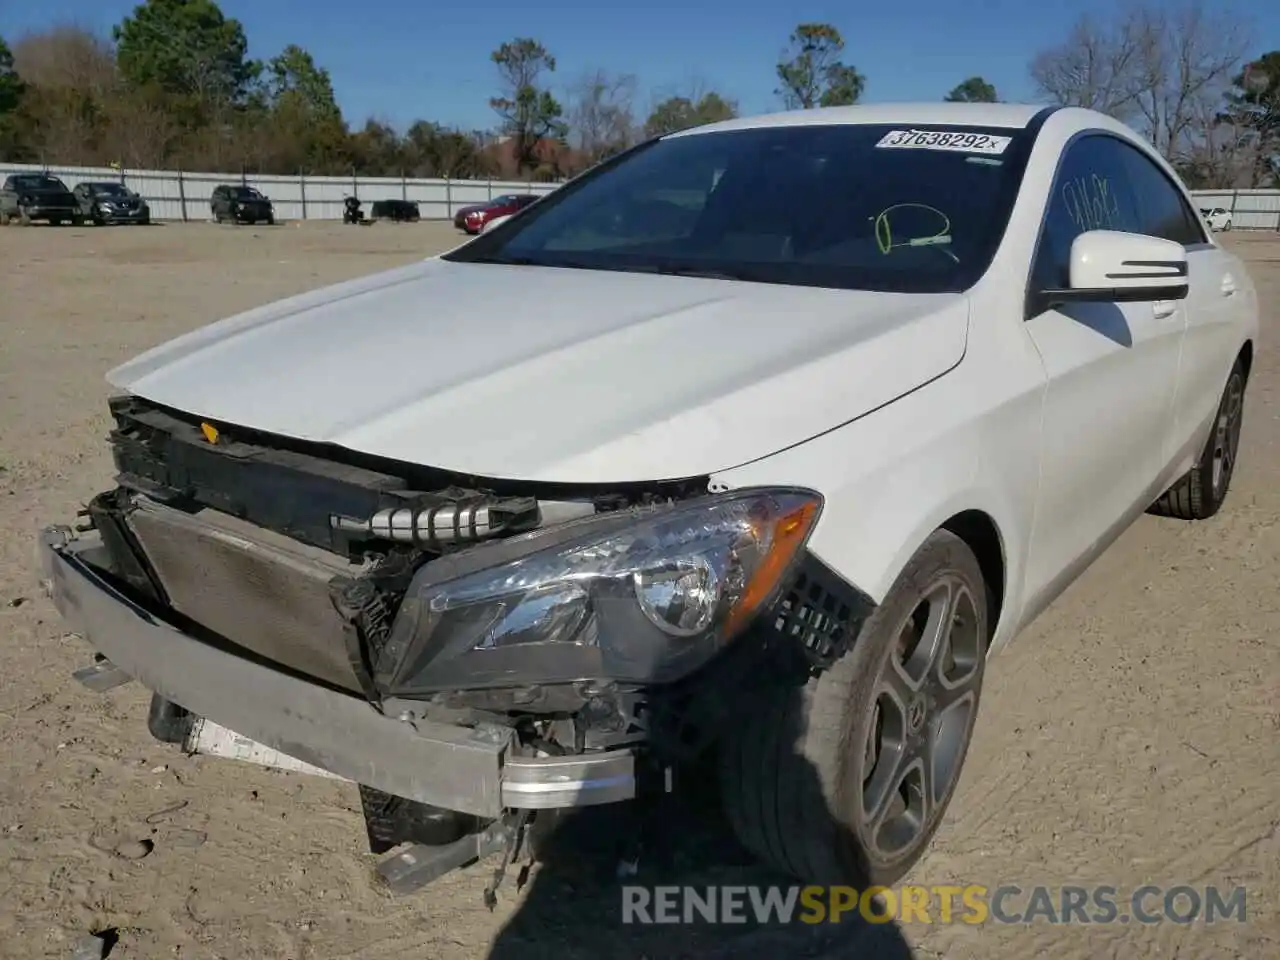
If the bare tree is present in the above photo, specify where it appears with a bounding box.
[1029,2,1248,164]
[1127,3,1249,161]
[10,26,118,163]
[1029,14,1146,117]
[1177,92,1260,187]
[11,24,116,94]
[567,68,637,167]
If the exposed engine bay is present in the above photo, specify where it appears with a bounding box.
[71,394,870,895]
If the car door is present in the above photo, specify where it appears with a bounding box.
[1114,139,1237,475]
[1020,133,1187,613]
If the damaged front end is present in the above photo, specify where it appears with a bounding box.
[40,395,872,896]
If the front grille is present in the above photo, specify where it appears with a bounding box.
[125,497,373,693]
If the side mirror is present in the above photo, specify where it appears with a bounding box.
[1040,230,1189,309]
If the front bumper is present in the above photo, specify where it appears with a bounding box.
[39,526,636,819]
[99,207,150,223]
[25,205,78,219]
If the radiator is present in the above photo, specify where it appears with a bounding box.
[125,497,373,693]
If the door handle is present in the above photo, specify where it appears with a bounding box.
[1152,300,1178,319]
[1221,274,1237,297]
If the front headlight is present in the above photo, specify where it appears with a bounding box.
[375,487,822,694]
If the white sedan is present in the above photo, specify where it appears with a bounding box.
[1200,206,1233,232]
[40,102,1258,895]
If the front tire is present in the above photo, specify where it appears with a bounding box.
[719,529,988,886]
[1149,358,1246,520]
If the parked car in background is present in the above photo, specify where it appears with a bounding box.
[73,181,151,225]
[211,185,275,225]
[1199,207,1233,232]
[452,201,489,229]
[459,193,540,234]
[370,199,421,222]
[0,173,81,225]
[39,103,1258,900]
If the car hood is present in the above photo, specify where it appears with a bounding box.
[107,259,970,484]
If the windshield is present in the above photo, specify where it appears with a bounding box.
[11,175,67,192]
[447,123,1033,293]
[92,183,129,196]
[236,187,264,199]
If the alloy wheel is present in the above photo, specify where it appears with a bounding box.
[1211,373,1244,496]
[860,575,983,860]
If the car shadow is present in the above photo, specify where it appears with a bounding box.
[485,673,919,960]
[1061,301,1134,348]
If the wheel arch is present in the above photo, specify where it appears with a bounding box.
[938,509,1007,643]
[807,495,1016,652]
[1238,339,1253,384]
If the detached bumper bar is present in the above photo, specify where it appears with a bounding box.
[39,527,635,819]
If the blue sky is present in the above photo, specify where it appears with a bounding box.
[1,0,1272,132]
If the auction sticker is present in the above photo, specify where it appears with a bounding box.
[876,129,1012,154]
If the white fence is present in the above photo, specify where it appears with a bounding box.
[0,161,562,222]
[1188,189,1280,231]
[3,160,1277,228]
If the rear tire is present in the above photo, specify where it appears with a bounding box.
[1149,358,1246,521]
[719,529,988,885]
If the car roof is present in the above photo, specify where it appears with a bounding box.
[670,102,1051,139]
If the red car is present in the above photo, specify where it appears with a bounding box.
[458,194,540,234]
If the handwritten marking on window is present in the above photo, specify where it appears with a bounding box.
[1061,174,1121,232]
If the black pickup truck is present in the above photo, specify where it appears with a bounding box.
[0,173,82,225]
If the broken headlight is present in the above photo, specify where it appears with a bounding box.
[375,487,822,694]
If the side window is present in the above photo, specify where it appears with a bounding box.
[1031,135,1142,291]
[1114,141,1207,246]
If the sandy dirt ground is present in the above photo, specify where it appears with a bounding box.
[0,221,1276,960]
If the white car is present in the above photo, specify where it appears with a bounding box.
[1200,206,1233,232]
[40,103,1258,896]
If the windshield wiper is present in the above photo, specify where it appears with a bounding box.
[630,263,756,282]
[462,256,752,282]
[466,255,541,266]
